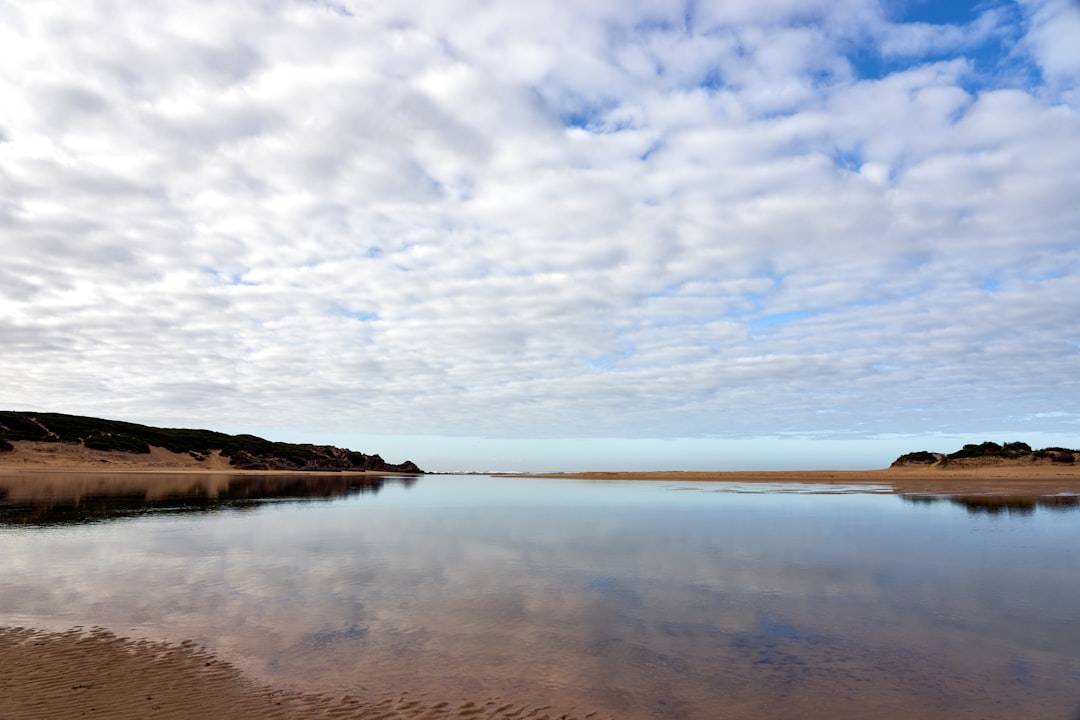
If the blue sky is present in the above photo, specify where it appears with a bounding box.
[2,0,1078,471]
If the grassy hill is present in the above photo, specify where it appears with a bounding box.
[0,411,422,473]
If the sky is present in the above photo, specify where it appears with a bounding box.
[2,0,1079,472]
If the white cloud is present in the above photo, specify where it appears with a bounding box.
[876,7,1009,57]
[1,0,1078,468]
[1016,0,1080,103]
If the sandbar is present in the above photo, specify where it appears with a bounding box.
[522,462,1080,496]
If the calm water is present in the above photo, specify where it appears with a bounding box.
[1,473,1079,720]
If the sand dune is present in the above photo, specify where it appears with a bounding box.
[0,441,237,471]
[0,440,414,475]
[0,627,602,720]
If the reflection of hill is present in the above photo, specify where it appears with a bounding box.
[0,474,417,526]
[901,494,1080,516]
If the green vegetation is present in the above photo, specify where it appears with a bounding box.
[83,432,151,454]
[947,441,1032,459]
[1034,447,1077,463]
[0,411,422,473]
[892,450,939,465]
[892,440,1077,467]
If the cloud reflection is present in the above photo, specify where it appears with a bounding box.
[1,478,1078,719]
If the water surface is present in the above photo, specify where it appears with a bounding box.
[1,473,1078,719]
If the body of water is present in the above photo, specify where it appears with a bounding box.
[1,473,1078,719]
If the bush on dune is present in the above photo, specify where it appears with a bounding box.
[947,441,1033,460]
[82,432,151,454]
[891,450,939,465]
[892,440,1077,466]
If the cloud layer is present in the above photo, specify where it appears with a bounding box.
[2,0,1078,459]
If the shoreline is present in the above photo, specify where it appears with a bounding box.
[2,439,1079,496]
[518,464,1080,496]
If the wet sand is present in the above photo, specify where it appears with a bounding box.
[0,627,600,720]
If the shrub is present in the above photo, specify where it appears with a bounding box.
[947,441,1034,460]
[948,442,1004,459]
[1001,441,1032,457]
[83,433,151,454]
[0,412,56,441]
[1034,447,1078,464]
[892,450,938,465]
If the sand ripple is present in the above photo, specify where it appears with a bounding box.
[0,627,605,720]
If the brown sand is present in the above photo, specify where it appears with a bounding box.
[0,441,239,471]
[0,627,601,720]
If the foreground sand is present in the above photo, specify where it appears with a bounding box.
[0,627,599,720]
